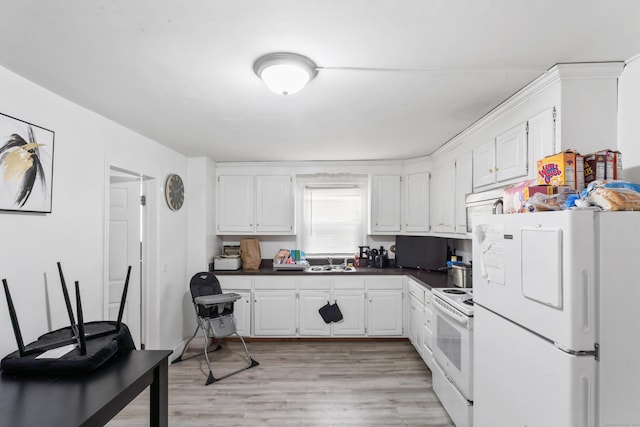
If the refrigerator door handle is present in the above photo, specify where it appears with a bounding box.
[579,375,595,427]
[554,342,599,360]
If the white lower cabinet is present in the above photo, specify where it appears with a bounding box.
[298,289,366,336]
[218,276,252,337]
[367,290,404,336]
[332,290,366,335]
[253,275,298,336]
[407,278,435,369]
[253,290,297,336]
[232,291,252,337]
[299,276,366,336]
[421,289,435,368]
[299,290,332,336]
[366,276,404,336]
[408,294,424,347]
[218,274,403,338]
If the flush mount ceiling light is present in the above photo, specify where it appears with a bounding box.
[253,52,318,95]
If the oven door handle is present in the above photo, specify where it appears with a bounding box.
[433,297,469,327]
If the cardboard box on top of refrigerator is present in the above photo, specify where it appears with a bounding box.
[503,179,535,213]
[536,150,584,190]
[584,149,623,184]
[524,185,556,200]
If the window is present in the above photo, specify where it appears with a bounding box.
[300,185,364,256]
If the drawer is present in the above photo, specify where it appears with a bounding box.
[407,279,425,303]
[254,276,297,290]
[333,277,366,290]
[298,277,332,290]
[366,276,403,290]
[217,276,252,290]
[423,322,433,349]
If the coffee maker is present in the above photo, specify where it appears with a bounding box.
[358,246,370,267]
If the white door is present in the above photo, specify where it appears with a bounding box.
[474,305,596,427]
[299,290,331,336]
[430,163,456,233]
[109,173,142,348]
[256,175,294,233]
[455,152,473,233]
[403,172,430,233]
[332,290,365,336]
[495,123,528,182]
[253,290,297,336]
[367,290,403,336]
[528,107,556,173]
[232,291,251,337]
[472,210,596,351]
[217,175,255,233]
[370,174,401,233]
[473,139,496,188]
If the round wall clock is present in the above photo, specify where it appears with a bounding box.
[165,174,184,211]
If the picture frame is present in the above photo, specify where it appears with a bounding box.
[0,112,55,213]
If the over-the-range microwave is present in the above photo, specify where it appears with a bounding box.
[465,188,504,233]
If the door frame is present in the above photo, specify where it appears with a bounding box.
[104,164,158,349]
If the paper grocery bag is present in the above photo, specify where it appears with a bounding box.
[240,238,262,270]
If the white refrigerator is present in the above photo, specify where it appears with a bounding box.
[472,209,640,427]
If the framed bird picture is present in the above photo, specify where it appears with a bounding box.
[0,112,55,213]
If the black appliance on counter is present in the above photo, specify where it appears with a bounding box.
[395,235,447,271]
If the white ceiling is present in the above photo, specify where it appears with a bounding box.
[2,1,640,162]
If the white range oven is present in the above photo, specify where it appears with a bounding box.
[432,288,474,427]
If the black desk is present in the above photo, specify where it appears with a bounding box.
[0,349,171,427]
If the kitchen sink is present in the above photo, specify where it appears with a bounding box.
[306,264,356,273]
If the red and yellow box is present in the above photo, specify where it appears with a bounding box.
[524,185,556,200]
[536,150,584,190]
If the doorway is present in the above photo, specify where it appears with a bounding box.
[107,167,145,349]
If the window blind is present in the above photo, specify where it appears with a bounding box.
[301,186,363,256]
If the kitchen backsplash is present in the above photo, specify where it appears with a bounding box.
[219,235,471,263]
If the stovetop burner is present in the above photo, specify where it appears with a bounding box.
[433,287,474,316]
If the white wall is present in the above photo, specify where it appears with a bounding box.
[0,65,190,357]
[618,56,640,182]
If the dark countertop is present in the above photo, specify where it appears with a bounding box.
[212,264,452,290]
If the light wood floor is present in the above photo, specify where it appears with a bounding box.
[108,340,455,426]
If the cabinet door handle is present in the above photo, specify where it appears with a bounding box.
[494,166,499,171]
[488,168,494,173]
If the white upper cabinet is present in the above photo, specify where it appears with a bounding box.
[256,175,294,233]
[369,174,401,234]
[217,175,255,233]
[473,140,496,188]
[430,162,456,233]
[402,172,430,234]
[473,122,528,189]
[495,124,528,182]
[528,107,556,168]
[217,174,294,235]
[455,152,473,234]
